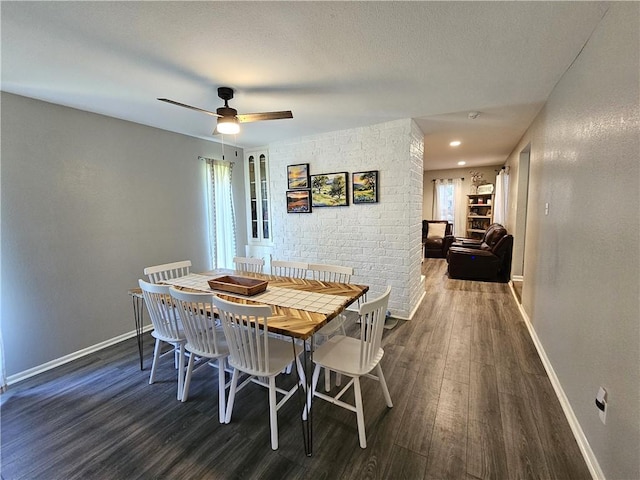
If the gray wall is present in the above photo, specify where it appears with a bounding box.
[1,92,246,377]
[504,4,639,479]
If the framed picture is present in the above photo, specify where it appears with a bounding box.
[352,170,379,204]
[477,183,494,195]
[287,163,310,190]
[311,172,349,207]
[286,190,312,213]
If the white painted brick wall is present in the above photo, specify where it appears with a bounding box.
[268,119,424,318]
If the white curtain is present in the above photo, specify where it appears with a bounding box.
[432,179,446,220]
[453,178,466,237]
[204,158,237,269]
[493,168,510,225]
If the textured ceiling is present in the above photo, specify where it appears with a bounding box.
[1,1,609,170]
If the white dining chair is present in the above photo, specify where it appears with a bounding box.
[212,295,305,450]
[308,263,353,284]
[271,260,309,278]
[169,288,230,423]
[308,263,355,390]
[144,260,192,284]
[138,279,187,400]
[232,256,265,273]
[270,260,309,373]
[308,286,393,449]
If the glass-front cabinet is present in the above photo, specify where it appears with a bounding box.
[245,149,272,245]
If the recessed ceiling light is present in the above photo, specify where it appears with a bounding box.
[450,140,461,147]
[457,161,466,166]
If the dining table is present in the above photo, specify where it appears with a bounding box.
[155,268,369,456]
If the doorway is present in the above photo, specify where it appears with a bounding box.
[512,144,530,303]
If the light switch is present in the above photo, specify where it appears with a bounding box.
[596,386,607,424]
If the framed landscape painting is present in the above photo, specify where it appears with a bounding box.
[311,172,349,207]
[352,170,379,204]
[286,190,312,213]
[287,163,310,190]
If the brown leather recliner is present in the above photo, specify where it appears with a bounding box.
[422,220,455,258]
[451,223,503,249]
[447,223,513,282]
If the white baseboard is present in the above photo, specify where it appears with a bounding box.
[394,275,426,321]
[395,289,426,320]
[6,325,153,386]
[508,283,604,480]
[511,275,524,282]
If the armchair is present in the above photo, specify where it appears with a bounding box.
[450,223,503,249]
[447,223,513,282]
[422,220,455,258]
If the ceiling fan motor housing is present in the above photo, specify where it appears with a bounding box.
[216,106,238,118]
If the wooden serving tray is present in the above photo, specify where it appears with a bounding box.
[208,275,268,296]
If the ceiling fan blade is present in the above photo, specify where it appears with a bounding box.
[157,98,221,117]
[237,111,293,123]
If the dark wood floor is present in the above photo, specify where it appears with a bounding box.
[1,259,591,479]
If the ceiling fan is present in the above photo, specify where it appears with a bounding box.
[158,87,293,135]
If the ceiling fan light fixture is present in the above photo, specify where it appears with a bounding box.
[217,116,240,135]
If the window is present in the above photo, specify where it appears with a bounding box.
[204,158,236,269]
[433,178,466,236]
[433,180,455,222]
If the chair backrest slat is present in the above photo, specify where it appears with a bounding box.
[144,260,192,284]
[212,296,272,375]
[233,256,265,273]
[139,279,182,341]
[169,288,224,356]
[271,260,309,278]
[358,286,391,370]
[307,263,353,283]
